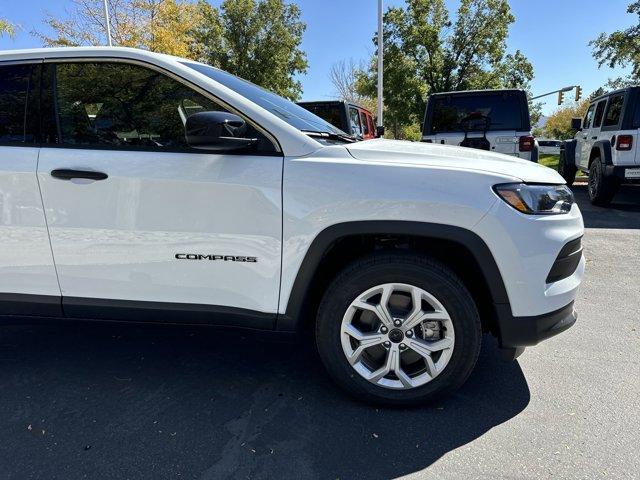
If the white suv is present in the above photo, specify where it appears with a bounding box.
[0,47,584,405]
[559,86,640,205]
[422,89,539,162]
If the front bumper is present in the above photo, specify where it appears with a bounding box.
[497,301,577,349]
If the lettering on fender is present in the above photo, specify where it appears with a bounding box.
[175,254,258,262]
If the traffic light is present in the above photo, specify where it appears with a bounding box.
[558,90,565,105]
[575,86,582,102]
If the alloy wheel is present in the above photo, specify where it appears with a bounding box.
[340,283,455,390]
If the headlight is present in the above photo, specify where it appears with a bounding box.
[493,183,574,215]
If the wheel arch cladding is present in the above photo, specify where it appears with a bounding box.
[590,140,613,167]
[278,221,511,332]
[562,139,577,165]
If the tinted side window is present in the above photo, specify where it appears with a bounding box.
[54,62,272,152]
[593,100,607,128]
[583,104,595,129]
[603,94,624,127]
[0,64,36,144]
[360,111,370,135]
[634,97,640,128]
[349,107,362,136]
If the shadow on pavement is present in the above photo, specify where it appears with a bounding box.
[573,184,640,229]
[0,323,530,479]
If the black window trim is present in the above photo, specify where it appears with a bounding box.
[40,56,282,156]
[0,59,43,148]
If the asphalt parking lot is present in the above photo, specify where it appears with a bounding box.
[0,185,638,480]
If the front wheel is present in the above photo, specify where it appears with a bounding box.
[315,253,481,406]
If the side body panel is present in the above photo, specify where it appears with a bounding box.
[279,147,507,314]
[37,148,283,313]
[0,147,60,297]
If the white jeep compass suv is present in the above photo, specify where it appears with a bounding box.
[0,47,584,406]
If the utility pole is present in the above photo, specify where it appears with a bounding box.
[103,0,113,46]
[377,0,383,129]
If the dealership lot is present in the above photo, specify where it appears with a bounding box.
[0,185,638,480]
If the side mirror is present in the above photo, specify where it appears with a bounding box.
[376,125,385,138]
[571,117,582,131]
[185,111,257,152]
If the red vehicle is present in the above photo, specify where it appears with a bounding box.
[297,100,380,139]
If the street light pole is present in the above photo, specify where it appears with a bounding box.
[103,0,113,46]
[377,0,383,128]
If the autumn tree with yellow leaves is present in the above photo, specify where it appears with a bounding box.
[35,0,308,99]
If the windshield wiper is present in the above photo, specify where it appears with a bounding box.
[301,130,357,143]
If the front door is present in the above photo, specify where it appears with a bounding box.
[36,61,283,324]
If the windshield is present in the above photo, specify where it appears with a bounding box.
[181,62,346,136]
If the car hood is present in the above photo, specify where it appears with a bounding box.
[345,139,565,184]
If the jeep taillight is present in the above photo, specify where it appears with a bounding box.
[616,135,633,151]
[519,136,534,152]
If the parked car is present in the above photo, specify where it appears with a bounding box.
[538,139,562,155]
[0,47,583,406]
[297,100,378,140]
[559,86,640,205]
[422,89,539,162]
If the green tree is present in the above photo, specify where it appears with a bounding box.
[190,0,308,100]
[356,0,535,138]
[543,99,590,140]
[590,0,640,88]
[0,18,15,38]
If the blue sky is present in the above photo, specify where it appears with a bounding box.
[0,0,634,115]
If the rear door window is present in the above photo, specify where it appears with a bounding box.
[0,64,37,144]
[593,100,607,128]
[602,94,624,128]
[429,92,523,133]
[634,97,640,128]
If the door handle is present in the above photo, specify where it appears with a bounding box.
[51,169,108,181]
[591,136,598,140]
[582,135,588,140]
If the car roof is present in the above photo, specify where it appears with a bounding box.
[298,99,373,115]
[0,46,184,63]
[590,86,640,103]
[428,88,525,97]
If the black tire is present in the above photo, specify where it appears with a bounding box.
[315,253,481,407]
[588,157,618,206]
[558,149,577,186]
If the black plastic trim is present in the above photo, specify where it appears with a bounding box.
[279,221,510,331]
[546,237,583,283]
[0,293,62,317]
[561,139,577,166]
[498,301,577,348]
[0,294,275,329]
[590,140,613,166]
[63,297,276,329]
